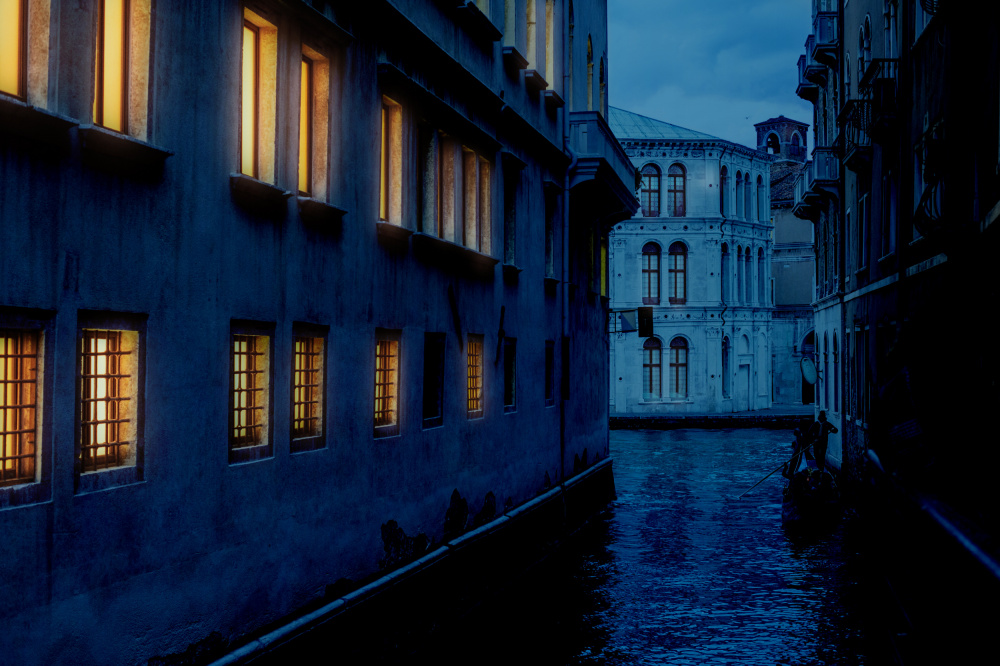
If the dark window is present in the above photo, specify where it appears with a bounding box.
[544,340,555,406]
[503,338,516,412]
[642,338,661,400]
[668,337,688,399]
[667,164,685,216]
[423,333,445,428]
[640,164,660,217]
[641,242,660,304]
[668,242,687,304]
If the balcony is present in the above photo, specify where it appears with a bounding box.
[796,55,819,101]
[859,59,899,141]
[839,99,872,172]
[792,162,817,221]
[812,12,838,68]
[802,36,827,85]
[808,147,839,196]
[569,111,640,222]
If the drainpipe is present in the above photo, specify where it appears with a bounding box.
[560,5,575,484]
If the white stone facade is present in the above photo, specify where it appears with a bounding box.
[608,108,774,414]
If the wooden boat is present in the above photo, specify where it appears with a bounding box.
[781,463,841,528]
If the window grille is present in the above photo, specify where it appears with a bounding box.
[291,336,322,440]
[80,330,133,472]
[374,337,399,433]
[467,335,483,417]
[231,334,265,449]
[1,330,38,486]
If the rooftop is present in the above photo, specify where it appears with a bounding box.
[609,107,722,142]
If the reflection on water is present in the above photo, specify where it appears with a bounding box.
[418,429,879,665]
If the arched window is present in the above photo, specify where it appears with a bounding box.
[667,242,687,304]
[642,338,661,400]
[735,171,744,219]
[744,175,752,221]
[757,175,766,221]
[757,247,765,304]
[721,336,731,397]
[641,242,660,304]
[736,246,744,303]
[858,19,871,81]
[668,338,688,399]
[719,166,728,215]
[766,133,780,154]
[667,164,686,217]
[720,243,730,301]
[640,164,660,217]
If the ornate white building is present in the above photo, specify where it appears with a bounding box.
[608,107,774,414]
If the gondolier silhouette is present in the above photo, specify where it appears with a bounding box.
[805,411,838,472]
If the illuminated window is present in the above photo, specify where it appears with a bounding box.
[298,46,330,199]
[641,242,660,305]
[374,332,400,437]
[230,331,270,459]
[640,164,660,217]
[79,329,138,472]
[1,0,49,105]
[92,0,150,138]
[380,96,402,224]
[668,337,688,400]
[1,329,38,487]
[667,242,686,304]
[467,334,484,418]
[241,8,276,182]
[291,335,324,452]
[642,338,661,401]
[503,338,516,413]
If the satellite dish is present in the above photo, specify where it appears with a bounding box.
[800,356,818,385]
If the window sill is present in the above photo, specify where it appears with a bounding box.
[467,412,484,420]
[544,275,559,298]
[502,263,522,284]
[504,405,516,414]
[376,220,414,245]
[230,174,292,217]
[503,46,528,71]
[0,95,77,144]
[451,1,502,42]
[79,125,172,170]
[524,69,549,93]
[545,399,556,408]
[0,481,49,510]
[290,436,325,454]
[229,443,273,465]
[298,196,347,228]
[76,465,142,494]
[544,90,565,112]
[374,425,400,439]
[412,232,498,277]
[642,298,660,305]
[668,297,687,305]
[422,417,444,430]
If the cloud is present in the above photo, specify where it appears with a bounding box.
[608,0,814,150]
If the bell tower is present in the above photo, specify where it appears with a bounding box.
[753,116,809,163]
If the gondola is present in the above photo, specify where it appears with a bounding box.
[781,459,841,528]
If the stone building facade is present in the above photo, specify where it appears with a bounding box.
[607,107,773,415]
[0,1,636,663]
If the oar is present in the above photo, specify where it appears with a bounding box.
[736,443,812,499]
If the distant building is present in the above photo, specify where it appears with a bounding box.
[607,107,773,414]
[754,116,816,407]
[0,1,636,663]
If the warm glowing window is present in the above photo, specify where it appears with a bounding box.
[298,46,330,199]
[0,0,26,98]
[79,329,137,472]
[1,329,38,486]
[230,333,269,452]
[241,8,276,181]
[92,0,150,138]
[380,96,403,224]
[374,333,400,437]
[291,336,323,449]
[467,335,484,418]
[641,242,660,305]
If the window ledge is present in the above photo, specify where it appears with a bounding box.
[452,1,502,42]
[230,174,292,217]
[422,417,444,430]
[503,405,516,414]
[290,436,325,454]
[0,482,49,510]
[374,425,400,439]
[76,465,142,494]
[642,297,660,305]
[524,69,549,93]
[503,46,529,71]
[79,125,172,168]
[412,232,499,276]
[502,263,522,284]
[0,95,77,143]
[298,196,346,228]
[543,89,564,112]
[229,443,273,465]
[668,297,687,305]
[376,220,414,243]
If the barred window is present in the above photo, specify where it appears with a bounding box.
[1,330,38,486]
[291,336,324,450]
[231,333,268,452]
[374,333,400,437]
[79,329,137,472]
[642,338,661,401]
[669,337,688,399]
[467,334,484,418]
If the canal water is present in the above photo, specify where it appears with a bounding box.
[263,428,888,664]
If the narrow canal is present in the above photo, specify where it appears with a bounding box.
[261,428,889,665]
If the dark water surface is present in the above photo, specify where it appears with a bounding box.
[416,428,879,665]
